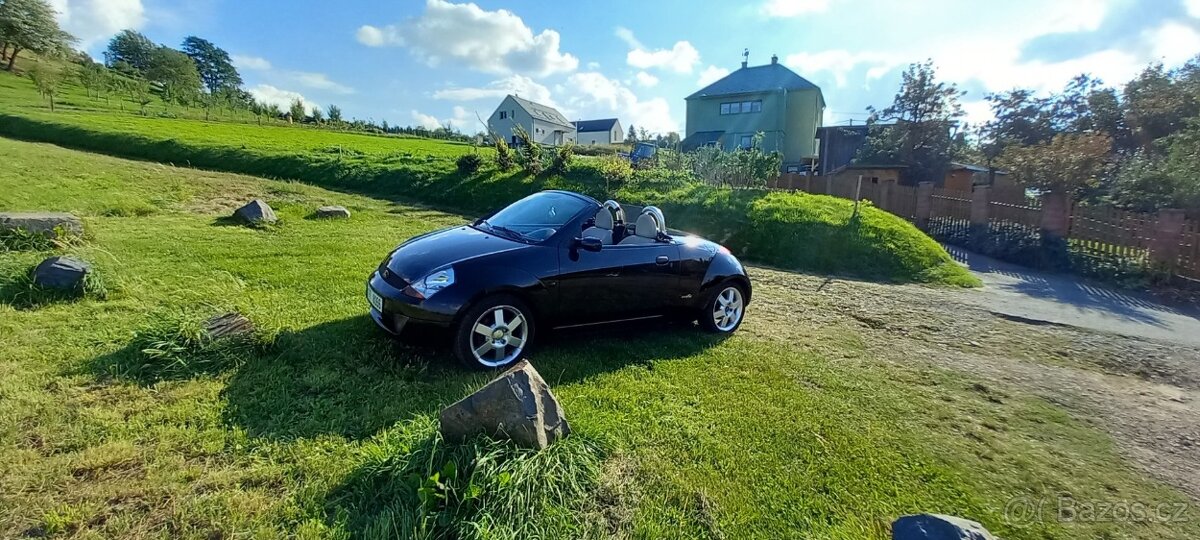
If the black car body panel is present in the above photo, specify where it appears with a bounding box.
[366,190,751,337]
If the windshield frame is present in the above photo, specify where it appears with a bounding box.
[471,191,598,245]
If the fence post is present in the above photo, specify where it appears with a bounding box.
[970,184,990,247]
[1150,208,1186,273]
[915,181,934,230]
[1039,191,1071,240]
[878,179,894,212]
[824,174,834,195]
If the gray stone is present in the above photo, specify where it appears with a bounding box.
[233,199,277,224]
[0,212,83,238]
[315,205,351,219]
[893,514,995,540]
[203,312,255,340]
[32,256,91,290]
[439,360,570,449]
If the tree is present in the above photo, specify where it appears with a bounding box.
[145,46,202,106]
[289,98,306,122]
[27,62,61,111]
[999,133,1112,196]
[857,60,965,184]
[626,123,638,143]
[0,0,73,71]
[180,36,241,93]
[104,30,156,73]
[310,107,324,123]
[1123,62,1200,149]
[76,61,106,99]
[127,77,152,115]
[327,104,342,124]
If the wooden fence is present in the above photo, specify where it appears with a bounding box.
[768,173,1200,283]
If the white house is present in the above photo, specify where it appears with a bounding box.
[573,118,624,145]
[487,95,575,146]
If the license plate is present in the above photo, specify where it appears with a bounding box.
[367,286,383,312]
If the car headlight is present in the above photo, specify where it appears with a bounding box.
[403,266,455,299]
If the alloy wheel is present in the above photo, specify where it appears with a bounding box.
[712,286,744,332]
[469,305,528,367]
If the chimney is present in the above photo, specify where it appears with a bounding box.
[771,54,778,65]
[741,48,749,69]
[741,59,748,69]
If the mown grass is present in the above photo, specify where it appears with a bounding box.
[1,138,1194,538]
[0,66,977,287]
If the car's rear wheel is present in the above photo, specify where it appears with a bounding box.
[699,283,746,334]
[453,294,535,370]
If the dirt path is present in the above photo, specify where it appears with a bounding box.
[745,266,1200,500]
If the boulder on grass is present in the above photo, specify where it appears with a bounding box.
[439,360,570,449]
[315,205,351,219]
[32,256,91,290]
[893,514,995,540]
[0,212,83,238]
[203,312,255,340]
[233,200,277,225]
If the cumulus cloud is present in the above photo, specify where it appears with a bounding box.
[48,0,146,49]
[761,0,830,17]
[635,71,659,87]
[784,50,900,88]
[231,55,271,71]
[411,110,442,129]
[288,71,355,94]
[356,0,578,77]
[696,65,730,87]
[248,84,321,115]
[564,71,677,134]
[410,106,478,131]
[432,74,556,107]
[616,26,699,74]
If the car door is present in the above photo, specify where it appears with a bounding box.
[553,240,680,326]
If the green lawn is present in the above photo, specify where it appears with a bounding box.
[1,138,1193,539]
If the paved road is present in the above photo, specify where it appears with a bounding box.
[944,245,1200,347]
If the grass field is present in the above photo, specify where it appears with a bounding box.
[1,138,1194,539]
[0,65,976,287]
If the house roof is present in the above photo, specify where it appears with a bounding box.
[687,63,822,101]
[680,130,724,151]
[508,94,574,129]
[950,161,1007,175]
[573,118,619,132]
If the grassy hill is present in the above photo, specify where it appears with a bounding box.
[0,63,977,287]
[2,138,1192,539]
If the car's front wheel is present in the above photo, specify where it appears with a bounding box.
[453,294,535,370]
[700,282,746,334]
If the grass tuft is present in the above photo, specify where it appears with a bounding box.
[92,309,270,383]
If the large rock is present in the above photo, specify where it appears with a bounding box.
[439,360,570,449]
[0,212,83,238]
[203,312,255,340]
[315,205,351,219]
[32,256,91,290]
[233,199,277,225]
[893,514,995,540]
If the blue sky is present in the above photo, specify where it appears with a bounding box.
[51,0,1200,134]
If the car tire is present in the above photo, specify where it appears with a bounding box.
[453,294,536,370]
[699,282,747,334]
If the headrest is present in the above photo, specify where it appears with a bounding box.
[593,208,614,230]
[635,212,659,239]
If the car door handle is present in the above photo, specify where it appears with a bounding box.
[656,256,669,265]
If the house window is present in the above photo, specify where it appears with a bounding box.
[499,111,507,119]
[739,135,752,149]
[719,100,762,115]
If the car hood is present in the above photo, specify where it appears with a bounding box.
[385,225,525,282]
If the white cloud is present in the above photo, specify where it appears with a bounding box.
[625,37,701,74]
[784,50,901,88]
[288,71,355,94]
[614,26,642,49]
[761,0,830,17]
[432,74,556,107]
[231,55,271,71]
[635,71,659,87]
[1150,22,1200,66]
[411,110,442,129]
[564,71,677,134]
[48,0,146,49]
[356,0,578,77]
[248,84,321,115]
[696,65,730,87]
[586,61,600,70]
[1186,0,1200,18]
[410,106,479,131]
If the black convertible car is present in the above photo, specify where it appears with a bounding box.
[366,190,751,369]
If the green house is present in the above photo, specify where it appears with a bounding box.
[683,55,825,172]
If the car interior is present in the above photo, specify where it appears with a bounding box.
[581,201,668,246]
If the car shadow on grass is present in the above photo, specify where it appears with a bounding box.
[218,314,726,441]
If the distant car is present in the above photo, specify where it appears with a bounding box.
[619,142,658,168]
[366,190,751,369]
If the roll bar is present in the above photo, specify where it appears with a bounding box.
[641,206,667,234]
[601,200,626,224]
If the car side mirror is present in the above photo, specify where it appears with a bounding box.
[574,236,603,252]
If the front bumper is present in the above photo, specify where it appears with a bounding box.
[366,271,459,335]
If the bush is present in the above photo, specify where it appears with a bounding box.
[513,126,544,175]
[456,153,483,175]
[689,134,782,188]
[493,138,514,171]
[548,143,573,175]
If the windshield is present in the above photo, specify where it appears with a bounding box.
[477,192,591,242]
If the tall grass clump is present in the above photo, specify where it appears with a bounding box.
[94,309,269,382]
